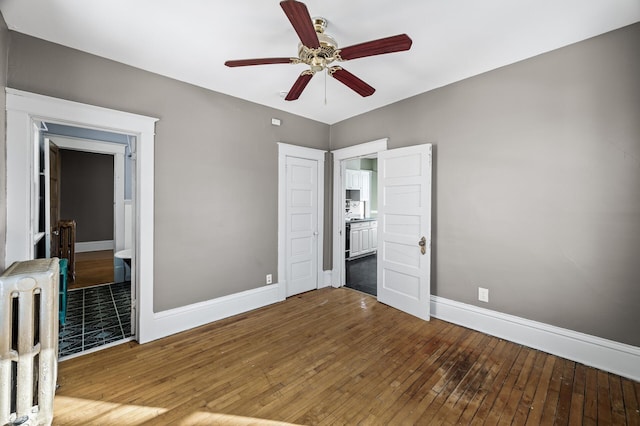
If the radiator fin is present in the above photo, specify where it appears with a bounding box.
[1,258,59,426]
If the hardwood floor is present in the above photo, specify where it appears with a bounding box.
[53,288,640,425]
[70,250,115,289]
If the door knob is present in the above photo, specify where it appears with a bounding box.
[418,236,426,255]
[52,230,59,236]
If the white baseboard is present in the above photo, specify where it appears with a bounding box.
[138,277,640,381]
[430,295,640,382]
[144,283,281,343]
[75,240,114,253]
[330,268,341,288]
[322,270,333,288]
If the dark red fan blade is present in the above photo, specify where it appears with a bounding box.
[285,72,314,101]
[338,34,412,61]
[280,0,320,48]
[225,58,294,67]
[330,68,375,97]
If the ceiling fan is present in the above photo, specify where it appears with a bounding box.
[224,0,413,101]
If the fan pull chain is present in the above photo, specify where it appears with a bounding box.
[324,69,328,105]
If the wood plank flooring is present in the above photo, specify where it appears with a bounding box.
[70,250,114,289]
[53,288,640,425]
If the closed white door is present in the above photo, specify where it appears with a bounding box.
[377,144,432,320]
[286,156,319,296]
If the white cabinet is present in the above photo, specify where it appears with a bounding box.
[371,225,378,250]
[360,227,372,252]
[348,220,377,259]
[349,227,361,256]
[346,169,373,192]
[345,169,362,190]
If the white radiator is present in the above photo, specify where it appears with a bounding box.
[0,259,59,426]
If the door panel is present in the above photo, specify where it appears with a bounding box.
[377,144,432,321]
[286,156,319,296]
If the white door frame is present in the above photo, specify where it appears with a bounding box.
[5,88,158,343]
[277,142,326,301]
[331,138,388,287]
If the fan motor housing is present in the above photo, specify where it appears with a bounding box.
[298,17,338,72]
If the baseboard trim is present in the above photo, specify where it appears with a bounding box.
[430,295,640,382]
[143,284,281,343]
[321,270,333,288]
[75,240,114,253]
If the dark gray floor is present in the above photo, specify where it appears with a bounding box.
[345,253,377,296]
[58,281,132,358]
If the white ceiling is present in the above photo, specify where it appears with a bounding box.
[1,0,638,124]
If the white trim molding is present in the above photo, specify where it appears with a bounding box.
[430,295,640,382]
[5,88,158,344]
[322,270,333,288]
[75,240,114,253]
[147,284,281,342]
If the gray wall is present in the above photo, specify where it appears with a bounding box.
[4,20,638,348]
[7,32,331,311]
[59,149,114,242]
[331,23,640,347]
[0,14,8,270]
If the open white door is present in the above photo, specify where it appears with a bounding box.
[377,144,432,320]
[285,156,319,296]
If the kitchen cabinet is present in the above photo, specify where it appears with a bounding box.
[349,226,360,256]
[348,220,377,259]
[346,169,374,216]
[345,169,362,190]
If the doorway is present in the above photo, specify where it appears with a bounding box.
[333,139,433,321]
[5,89,158,345]
[344,155,378,296]
[46,129,129,285]
[332,139,387,292]
[43,126,136,358]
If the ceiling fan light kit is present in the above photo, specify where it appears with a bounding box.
[224,0,412,101]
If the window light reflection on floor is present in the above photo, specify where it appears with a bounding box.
[54,396,167,424]
[181,412,301,425]
[54,396,301,425]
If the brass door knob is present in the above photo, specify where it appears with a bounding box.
[418,236,426,255]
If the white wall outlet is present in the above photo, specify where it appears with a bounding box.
[478,287,489,303]
[271,118,281,126]
[266,274,273,285]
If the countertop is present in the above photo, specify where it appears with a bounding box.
[346,217,378,223]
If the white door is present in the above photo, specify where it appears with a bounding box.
[286,156,319,296]
[377,144,432,321]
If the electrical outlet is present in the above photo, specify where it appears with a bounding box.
[478,287,489,303]
[266,274,273,285]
